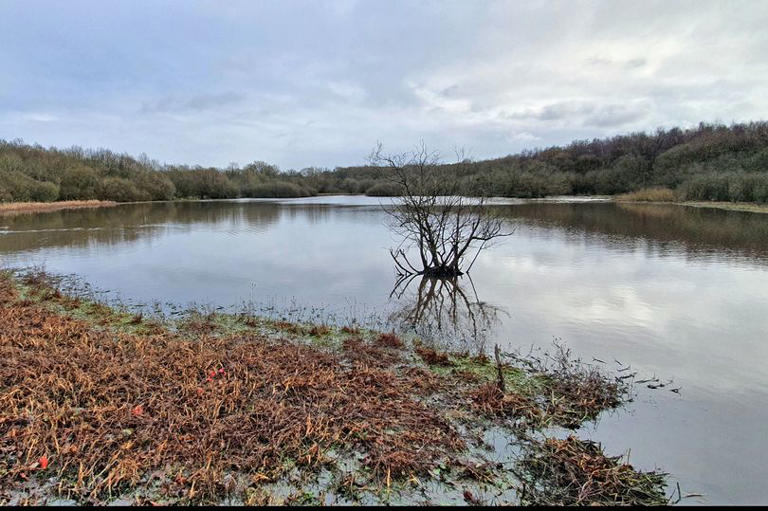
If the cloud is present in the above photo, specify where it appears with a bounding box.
[0,0,766,168]
[140,92,246,114]
[500,101,647,128]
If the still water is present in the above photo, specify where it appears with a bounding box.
[2,196,767,505]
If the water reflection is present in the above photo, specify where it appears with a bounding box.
[500,202,768,264]
[2,197,768,504]
[387,274,506,353]
[3,200,768,267]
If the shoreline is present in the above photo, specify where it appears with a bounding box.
[0,269,669,506]
[614,198,768,214]
[2,196,768,217]
[0,200,117,216]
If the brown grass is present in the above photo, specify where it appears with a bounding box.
[0,276,463,503]
[467,383,542,423]
[374,332,404,349]
[615,187,676,202]
[517,436,668,506]
[0,200,116,216]
[308,325,330,337]
[341,336,403,368]
[415,346,454,367]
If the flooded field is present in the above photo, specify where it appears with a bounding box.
[2,196,767,505]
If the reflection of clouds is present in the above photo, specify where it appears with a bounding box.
[473,228,768,395]
[4,198,767,507]
[3,199,768,399]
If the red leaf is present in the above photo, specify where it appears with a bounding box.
[39,456,49,470]
[131,405,144,416]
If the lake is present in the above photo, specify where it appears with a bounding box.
[2,196,767,505]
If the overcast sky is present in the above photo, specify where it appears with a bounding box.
[1,0,767,169]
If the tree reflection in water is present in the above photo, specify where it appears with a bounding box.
[387,274,507,354]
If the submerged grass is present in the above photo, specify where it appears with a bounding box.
[0,269,669,505]
[516,435,668,506]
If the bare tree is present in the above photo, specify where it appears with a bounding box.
[370,141,513,278]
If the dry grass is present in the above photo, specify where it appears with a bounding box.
[615,187,677,202]
[467,383,542,423]
[341,336,403,368]
[680,200,768,214]
[0,200,116,216]
[415,346,454,367]
[0,275,463,503]
[517,436,668,506]
[374,332,404,349]
[0,271,667,505]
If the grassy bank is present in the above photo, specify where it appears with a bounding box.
[0,270,669,506]
[0,200,116,216]
[616,188,768,214]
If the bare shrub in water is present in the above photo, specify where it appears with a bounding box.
[370,142,513,278]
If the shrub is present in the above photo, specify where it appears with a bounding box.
[60,166,100,200]
[365,182,405,196]
[29,181,59,202]
[246,181,312,198]
[0,170,59,202]
[97,177,142,202]
[134,171,176,201]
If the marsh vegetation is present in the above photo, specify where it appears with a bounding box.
[0,270,669,505]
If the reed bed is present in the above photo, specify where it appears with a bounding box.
[0,200,115,216]
[615,187,677,202]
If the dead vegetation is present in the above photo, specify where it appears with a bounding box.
[0,270,667,505]
[415,345,454,366]
[374,332,404,349]
[516,436,668,506]
[0,200,116,216]
[341,336,402,368]
[0,274,461,504]
[418,342,627,430]
[467,384,542,424]
[615,187,677,202]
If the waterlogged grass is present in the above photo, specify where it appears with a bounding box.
[517,436,669,506]
[0,269,670,506]
[615,188,768,214]
[616,187,677,202]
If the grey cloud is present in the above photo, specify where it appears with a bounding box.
[503,102,596,122]
[585,56,647,69]
[0,0,766,168]
[583,105,647,127]
[500,102,647,129]
[140,92,246,114]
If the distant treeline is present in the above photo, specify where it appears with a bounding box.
[2,121,768,204]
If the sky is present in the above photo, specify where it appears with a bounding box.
[1,0,767,170]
